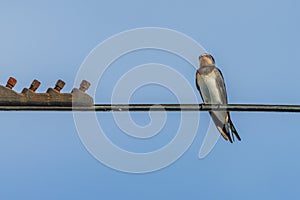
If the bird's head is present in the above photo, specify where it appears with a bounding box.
[199,53,215,67]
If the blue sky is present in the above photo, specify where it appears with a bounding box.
[1,0,300,199]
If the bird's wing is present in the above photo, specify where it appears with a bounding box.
[213,67,228,103]
[195,70,201,91]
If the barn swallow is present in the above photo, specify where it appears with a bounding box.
[196,53,241,143]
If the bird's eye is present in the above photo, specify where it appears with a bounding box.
[199,54,207,59]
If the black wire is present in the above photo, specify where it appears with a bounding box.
[0,104,300,112]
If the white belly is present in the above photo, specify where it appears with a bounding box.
[198,75,228,123]
[198,75,223,104]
